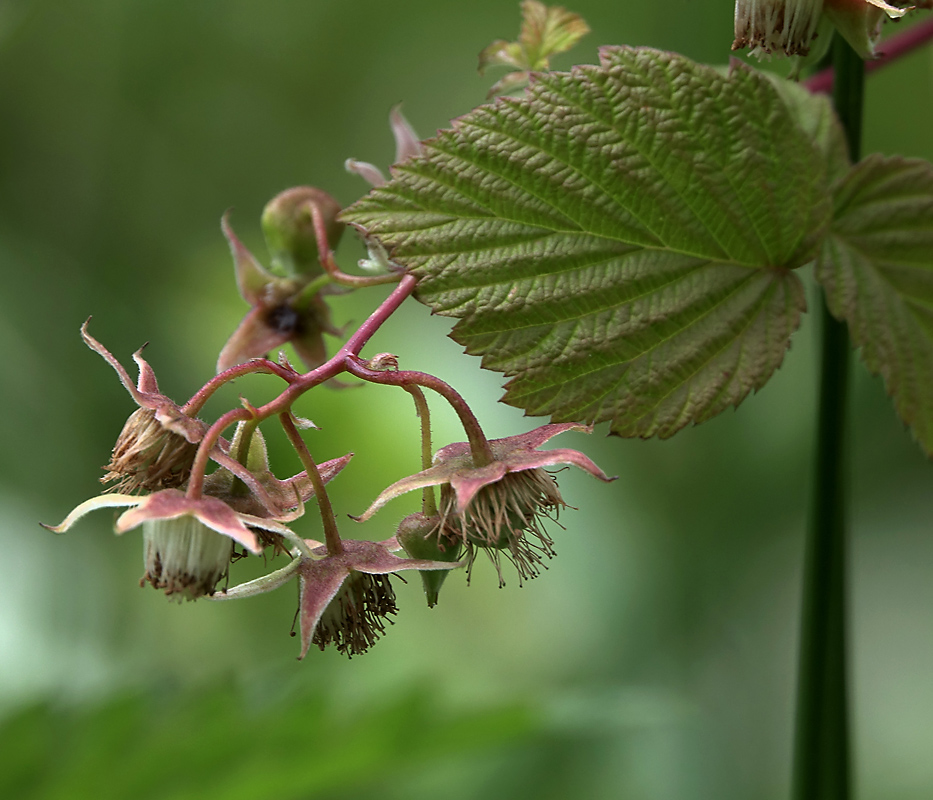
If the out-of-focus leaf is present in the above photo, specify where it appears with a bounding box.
[478,0,590,97]
[344,48,841,438]
[817,154,933,454]
[0,682,535,800]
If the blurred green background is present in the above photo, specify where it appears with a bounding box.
[1,1,932,798]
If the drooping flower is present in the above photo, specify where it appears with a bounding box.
[44,433,352,600]
[214,537,461,658]
[355,423,615,586]
[217,187,344,374]
[80,321,206,493]
[733,0,826,57]
[44,490,287,600]
[732,0,917,61]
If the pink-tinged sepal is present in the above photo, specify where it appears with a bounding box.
[215,537,461,659]
[390,105,422,163]
[218,193,344,374]
[81,321,206,492]
[355,423,615,586]
[41,493,141,533]
[222,212,278,304]
[346,107,423,189]
[216,306,292,374]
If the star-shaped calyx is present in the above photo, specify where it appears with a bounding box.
[214,537,461,658]
[217,187,344,374]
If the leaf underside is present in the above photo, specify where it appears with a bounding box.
[817,155,933,455]
[343,47,838,437]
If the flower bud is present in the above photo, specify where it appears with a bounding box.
[261,187,344,278]
[141,515,233,601]
[396,512,462,607]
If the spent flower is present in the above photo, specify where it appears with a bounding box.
[43,490,295,600]
[215,537,461,658]
[356,423,615,586]
[44,422,351,600]
[732,0,919,61]
[81,321,205,493]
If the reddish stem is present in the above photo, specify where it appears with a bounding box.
[343,356,495,467]
[184,274,419,494]
[183,358,298,416]
[805,17,933,94]
[280,412,343,555]
[311,202,402,288]
[186,407,252,499]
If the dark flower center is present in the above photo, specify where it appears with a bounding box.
[265,304,303,336]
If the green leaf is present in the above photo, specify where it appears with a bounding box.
[761,72,851,184]
[817,154,933,454]
[343,48,841,438]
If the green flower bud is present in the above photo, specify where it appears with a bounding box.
[261,187,344,278]
[396,512,462,607]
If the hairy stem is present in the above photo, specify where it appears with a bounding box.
[343,356,495,467]
[793,34,860,800]
[183,358,298,416]
[404,385,438,517]
[280,412,343,555]
[185,407,252,499]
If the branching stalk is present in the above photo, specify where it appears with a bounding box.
[182,274,419,496]
[182,358,298,416]
[343,356,495,467]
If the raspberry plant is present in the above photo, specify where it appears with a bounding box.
[44,3,933,798]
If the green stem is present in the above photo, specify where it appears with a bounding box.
[403,385,438,517]
[793,36,860,800]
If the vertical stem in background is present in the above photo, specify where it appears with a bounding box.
[793,36,862,800]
